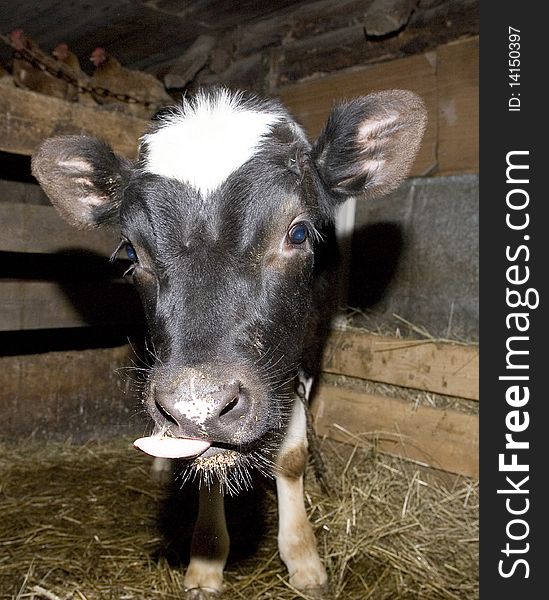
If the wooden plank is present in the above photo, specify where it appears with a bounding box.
[364,0,417,37]
[0,203,117,255]
[277,50,438,176]
[0,280,140,331]
[231,0,478,84]
[0,179,49,206]
[0,80,147,158]
[322,330,479,401]
[312,384,478,478]
[0,345,140,440]
[277,37,479,177]
[437,37,479,174]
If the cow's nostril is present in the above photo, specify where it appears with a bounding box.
[219,395,240,418]
[150,376,252,442]
[155,398,179,426]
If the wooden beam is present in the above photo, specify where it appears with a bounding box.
[0,80,147,158]
[164,34,216,89]
[277,50,438,176]
[232,0,478,85]
[322,330,479,401]
[0,203,117,255]
[0,345,141,440]
[0,280,140,331]
[312,384,478,478]
[0,179,48,206]
[364,0,417,37]
[437,37,479,175]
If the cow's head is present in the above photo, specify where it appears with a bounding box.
[32,88,426,491]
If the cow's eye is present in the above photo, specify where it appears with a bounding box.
[125,243,138,262]
[288,222,308,245]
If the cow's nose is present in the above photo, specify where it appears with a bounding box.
[205,379,250,426]
[214,380,248,421]
[152,376,253,443]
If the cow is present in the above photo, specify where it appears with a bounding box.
[31,87,426,598]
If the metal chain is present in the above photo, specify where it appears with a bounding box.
[294,375,331,495]
[1,33,165,109]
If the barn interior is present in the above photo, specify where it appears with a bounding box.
[0,1,479,598]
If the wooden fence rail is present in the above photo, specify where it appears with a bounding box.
[315,328,479,478]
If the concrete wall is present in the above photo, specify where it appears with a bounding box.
[348,175,479,342]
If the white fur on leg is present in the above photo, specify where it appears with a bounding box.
[184,483,229,597]
[276,397,328,592]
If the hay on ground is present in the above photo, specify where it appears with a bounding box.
[0,438,478,600]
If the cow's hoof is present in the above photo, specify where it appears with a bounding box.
[184,586,220,599]
[288,569,330,598]
[298,584,331,599]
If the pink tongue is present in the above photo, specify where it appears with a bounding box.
[134,436,211,459]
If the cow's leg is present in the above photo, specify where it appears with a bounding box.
[151,457,172,483]
[184,482,229,599]
[275,378,328,594]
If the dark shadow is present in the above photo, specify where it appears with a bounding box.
[1,249,126,280]
[0,327,138,357]
[347,221,405,309]
[0,151,35,183]
[54,248,143,328]
[1,249,146,356]
[153,471,273,568]
[152,477,198,566]
[56,277,143,329]
[224,478,273,564]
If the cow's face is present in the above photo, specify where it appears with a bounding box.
[32,89,426,491]
[115,118,321,486]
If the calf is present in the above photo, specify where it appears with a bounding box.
[32,88,426,598]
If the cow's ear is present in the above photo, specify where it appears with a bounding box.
[312,90,427,202]
[31,135,132,229]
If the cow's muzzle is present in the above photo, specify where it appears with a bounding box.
[141,366,267,453]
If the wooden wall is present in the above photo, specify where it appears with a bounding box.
[0,83,147,439]
[0,345,143,441]
[314,329,478,478]
[278,37,479,177]
[0,80,145,158]
[0,77,145,333]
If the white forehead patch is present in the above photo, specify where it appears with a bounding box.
[141,89,282,196]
